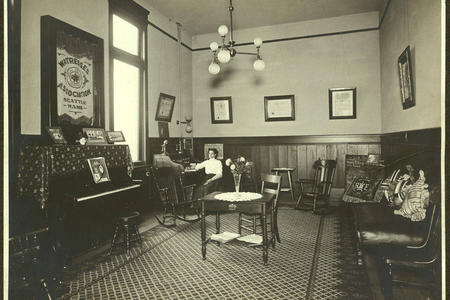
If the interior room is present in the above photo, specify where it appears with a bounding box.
[5,0,445,299]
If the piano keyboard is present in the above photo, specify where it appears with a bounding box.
[75,183,142,202]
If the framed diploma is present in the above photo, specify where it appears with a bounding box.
[264,95,295,121]
[155,93,176,122]
[210,97,233,124]
[328,88,356,119]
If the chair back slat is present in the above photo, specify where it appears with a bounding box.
[260,174,281,208]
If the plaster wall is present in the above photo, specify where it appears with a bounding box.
[192,12,382,137]
[21,0,109,135]
[136,0,194,138]
[379,0,441,133]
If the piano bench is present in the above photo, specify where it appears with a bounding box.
[108,211,142,257]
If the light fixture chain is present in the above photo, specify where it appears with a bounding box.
[229,0,234,45]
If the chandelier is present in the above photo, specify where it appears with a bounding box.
[208,0,265,75]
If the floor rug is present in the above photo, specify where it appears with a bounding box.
[59,207,372,299]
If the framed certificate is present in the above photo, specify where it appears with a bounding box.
[264,95,295,121]
[329,88,356,119]
[210,97,233,124]
[155,93,176,122]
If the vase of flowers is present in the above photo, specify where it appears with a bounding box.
[225,156,252,192]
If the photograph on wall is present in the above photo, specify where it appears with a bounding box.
[204,143,224,160]
[155,93,176,122]
[398,46,415,109]
[158,122,170,138]
[329,88,356,119]
[210,97,233,123]
[264,95,295,121]
[41,15,104,142]
[87,157,111,184]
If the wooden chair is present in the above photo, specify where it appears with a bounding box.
[295,159,337,213]
[150,166,199,227]
[238,174,282,242]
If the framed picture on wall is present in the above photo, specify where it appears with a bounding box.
[328,88,356,119]
[204,143,224,160]
[210,97,233,123]
[398,46,415,110]
[155,93,176,122]
[41,15,105,142]
[264,95,295,121]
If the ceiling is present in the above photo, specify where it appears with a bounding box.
[144,0,388,35]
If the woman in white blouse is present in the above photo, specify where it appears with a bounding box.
[194,148,223,199]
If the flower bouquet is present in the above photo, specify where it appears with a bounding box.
[225,156,252,192]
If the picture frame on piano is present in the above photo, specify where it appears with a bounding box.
[83,128,108,145]
[105,131,125,144]
[87,157,111,184]
[46,126,67,144]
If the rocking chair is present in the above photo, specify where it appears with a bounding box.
[151,166,200,227]
[295,159,337,214]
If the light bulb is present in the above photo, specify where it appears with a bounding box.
[254,37,263,47]
[185,115,192,122]
[208,62,220,74]
[218,25,228,36]
[253,59,265,71]
[217,49,231,63]
[185,124,193,133]
[210,42,219,51]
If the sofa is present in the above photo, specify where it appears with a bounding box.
[343,152,441,298]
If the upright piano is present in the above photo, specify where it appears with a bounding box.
[16,144,143,261]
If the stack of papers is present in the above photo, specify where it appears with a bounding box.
[210,232,240,243]
[237,234,263,244]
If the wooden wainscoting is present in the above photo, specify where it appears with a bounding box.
[193,135,382,189]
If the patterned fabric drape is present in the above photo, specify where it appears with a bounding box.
[17,145,133,210]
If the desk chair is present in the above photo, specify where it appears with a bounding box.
[238,174,282,242]
[151,166,199,227]
[296,159,336,213]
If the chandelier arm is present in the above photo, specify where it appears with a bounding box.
[235,51,258,56]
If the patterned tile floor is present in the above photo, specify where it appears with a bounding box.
[58,203,370,300]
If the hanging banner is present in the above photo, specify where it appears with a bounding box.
[56,47,94,126]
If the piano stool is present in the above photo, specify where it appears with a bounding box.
[108,211,143,257]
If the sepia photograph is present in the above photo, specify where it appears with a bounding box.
[5,0,445,299]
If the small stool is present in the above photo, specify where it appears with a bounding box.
[109,211,142,256]
[271,167,296,202]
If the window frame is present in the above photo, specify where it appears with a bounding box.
[109,0,148,166]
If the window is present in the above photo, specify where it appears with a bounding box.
[109,0,148,164]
